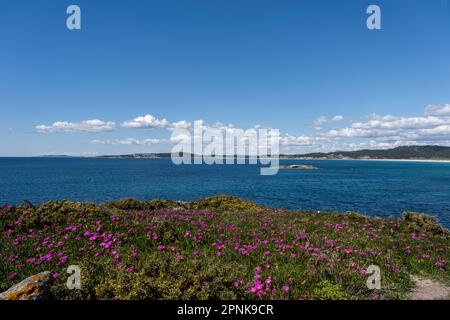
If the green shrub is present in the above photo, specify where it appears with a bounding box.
[190,195,263,212]
[402,212,450,238]
[311,280,356,300]
[92,253,245,300]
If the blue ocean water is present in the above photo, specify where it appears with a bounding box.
[1,158,450,227]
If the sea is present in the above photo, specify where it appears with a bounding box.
[1,157,450,227]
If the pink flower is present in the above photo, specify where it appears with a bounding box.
[26,258,35,264]
[435,261,446,267]
[358,269,367,274]
[53,273,59,279]
[371,293,381,300]
[282,285,289,292]
[8,272,17,280]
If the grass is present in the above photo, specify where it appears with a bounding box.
[0,195,449,300]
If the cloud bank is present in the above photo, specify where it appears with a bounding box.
[36,120,116,133]
[36,104,450,153]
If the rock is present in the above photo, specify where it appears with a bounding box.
[0,271,53,300]
[410,275,450,300]
[275,164,319,170]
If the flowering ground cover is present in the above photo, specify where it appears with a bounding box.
[1,196,449,300]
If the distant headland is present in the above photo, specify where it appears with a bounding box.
[39,145,450,162]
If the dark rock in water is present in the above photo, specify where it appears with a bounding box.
[275,164,319,170]
[0,271,52,300]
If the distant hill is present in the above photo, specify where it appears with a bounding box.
[286,145,450,160]
[97,152,197,159]
[92,145,450,160]
[40,155,72,158]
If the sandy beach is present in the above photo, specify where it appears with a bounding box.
[354,158,450,163]
[284,158,450,164]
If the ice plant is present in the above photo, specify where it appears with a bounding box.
[0,197,448,300]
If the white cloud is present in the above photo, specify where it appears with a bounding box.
[424,104,450,116]
[35,103,450,154]
[350,114,447,130]
[90,138,165,145]
[169,133,192,144]
[314,115,343,125]
[36,119,116,133]
[314,116,328,125]
[331,115,344,122]
[306,104,450,152]
[168,120,191,131]
[121,114,169,129]
[280,134,318,146]
[418,125,450,136]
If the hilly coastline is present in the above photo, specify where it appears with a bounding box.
[285,145,450,160]
[90,145,450,160]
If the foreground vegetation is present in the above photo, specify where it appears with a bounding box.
[1,196,449,300]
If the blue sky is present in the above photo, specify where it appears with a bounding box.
[1,0,450,156]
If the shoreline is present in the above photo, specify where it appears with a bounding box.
[358,158,450,163]
[2,156,450,164]
[283,158,450,163]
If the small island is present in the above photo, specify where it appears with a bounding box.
[274,164,320,170]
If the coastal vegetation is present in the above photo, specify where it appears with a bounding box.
[57,145,450,160]
[0,196,449,300]
[290,145,450,160]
